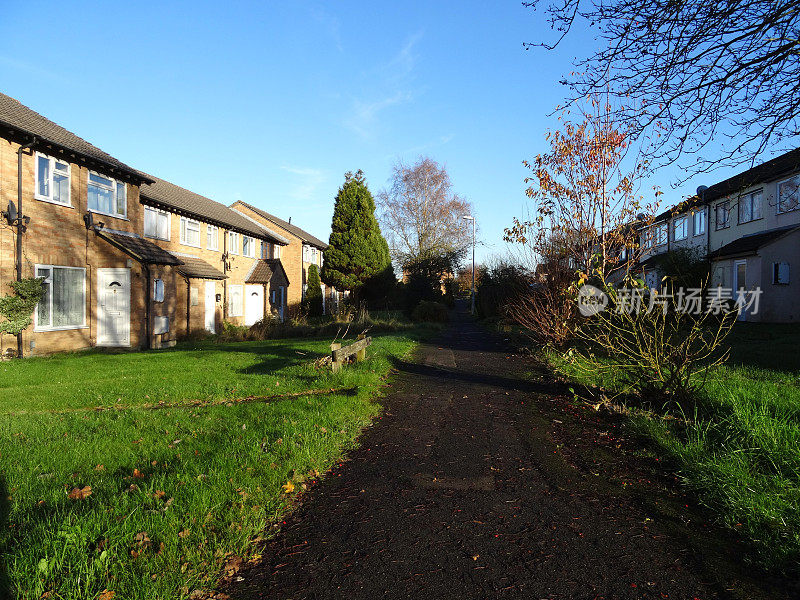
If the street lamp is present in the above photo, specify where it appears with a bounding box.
[462,215,476,315]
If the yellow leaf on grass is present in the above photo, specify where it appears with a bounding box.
[67,486,92,500]
[282,481,295,494]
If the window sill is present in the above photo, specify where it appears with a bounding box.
[738,217,764,225]
[145,234,170,242]
[35,324,89,333]
[34,195,73,208]
[180,241,202,249]
[89,209,128,221]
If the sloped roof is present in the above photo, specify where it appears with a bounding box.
[140,175,287,242]
[709,226,800,259]
[97,230,183,265]
[246,259,288,284]
[703,148,800,203]
[0,92,145,181]
[172,253,226,280]
[234,201,328,249]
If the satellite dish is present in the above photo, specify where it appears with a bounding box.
[696,185,709,197]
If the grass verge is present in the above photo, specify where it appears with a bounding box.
[546,322,800,574]
[0,328,435,599]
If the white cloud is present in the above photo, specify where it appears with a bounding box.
[280,165,327,202]
[344,32,424,140]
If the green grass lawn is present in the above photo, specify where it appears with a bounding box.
[548,322,800,573]
[0,329,432,599]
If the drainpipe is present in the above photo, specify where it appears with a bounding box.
[222,230,228,316]
[184,275,191,336]
[143,264,152,350]
[16,138,36,358]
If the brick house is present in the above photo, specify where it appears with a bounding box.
[0,92,292,356]
[230,201,341,313]
[633,148,800,322]
[703,148,800,322]
[138,176,290,339]
[0,92,182,357]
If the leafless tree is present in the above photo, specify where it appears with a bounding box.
[524,0,800,177]
[377,156,474,268]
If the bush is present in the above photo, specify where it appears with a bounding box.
[572,279,735,407]
[411,301,449,323]
[302,264,324,317]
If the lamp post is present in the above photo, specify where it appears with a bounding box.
[462,215,475,315]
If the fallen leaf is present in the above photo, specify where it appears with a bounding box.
[152,490,166,500]
[178,528,191,539]
[98,591,115,600]
[132,469,144,479]
[281,481,295,494]
[67,486,92,500]
[94,464,105,472]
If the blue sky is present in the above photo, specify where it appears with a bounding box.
[0,1,750,263]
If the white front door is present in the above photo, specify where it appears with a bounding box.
[733,260,747,321]
[244,284,264,326]
[97,268,130,347]
[205,281,216,333]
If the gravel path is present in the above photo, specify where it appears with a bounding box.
[222,310,793,600]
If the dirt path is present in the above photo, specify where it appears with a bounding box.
[222,310,793,599]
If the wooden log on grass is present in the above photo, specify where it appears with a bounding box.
[331,335,372,372]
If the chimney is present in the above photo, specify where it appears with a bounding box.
[288,217,292,224]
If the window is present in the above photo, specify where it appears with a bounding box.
[778,175,800,213]
[228,231,239,254]
[180,217,201,247]
[654,223,668,246]
[153,278,165,302]
[228,284,243,316]
[35,153,71,206]
[273,244,281,259]
[773,262,790,285]
[153,316,169,335]
[35,265,85,330]
[715,202,730,230]
[673,216,688,241]
[261,241,269,259]
[144,207,170,240]
[243,235,255,258]
[693,209,706,236]
[88,172,126,217]
[207,225,219,251]
[739,190,763,223]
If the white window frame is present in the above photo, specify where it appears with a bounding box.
[207,224,219,251]
[778,175,800,214]
[693,209,706,236]
[144,206,171,241]
[243,235,256,258]
[87,171,127,218]
[180,217,201,248]
[738,190,763,224]
[228,231,239,255]
[228,284,244,316]
[274,244,281,259]
[715,202,730,230]
[654,223,668,247]
[34,264,87,331]
[153,278,165,302]
[34,152,71,207]
[673,216,688,241]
